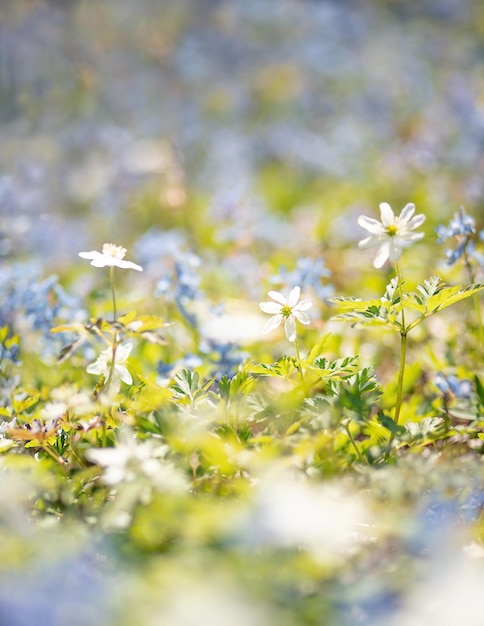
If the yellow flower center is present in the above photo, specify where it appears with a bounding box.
[386,224,399,237]
[102,243,127,259]
[281,305,292,318]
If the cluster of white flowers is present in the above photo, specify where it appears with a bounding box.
[81,208,425,378]
[86,428,187,491]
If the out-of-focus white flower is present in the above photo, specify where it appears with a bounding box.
[86,342,133,391]
[0,420,15,450]
[259,286,312,342]
[86,430,186,490]
[358,202,425,269]
[248,473,371,561]
[389,550,484,626]
[79,243,143,271]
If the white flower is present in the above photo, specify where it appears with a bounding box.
[259,286,312,342]
[79,243,143,271]
[86,428,187,491]
[86,342,133,390]
[357,202,425,269]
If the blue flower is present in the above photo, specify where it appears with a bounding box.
[434,372,472,398]
[199,338,248,379]
[0,262,86,359]
[436,207,476,242]
[436,207,477,265]
[271,257,334,300]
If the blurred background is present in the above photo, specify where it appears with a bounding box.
[1,0,484,270]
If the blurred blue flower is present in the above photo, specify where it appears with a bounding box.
[0,335,20,367]
[271,257,334,300]
[436,206,477,265]
[199,338,248,379]
[436,207,476,242]
[434,372,472,398]
[0,544,113,626]
[157,353,203,383]
[0,263,86,358]
[155,252,203,328]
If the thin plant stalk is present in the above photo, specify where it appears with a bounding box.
[294,335,305,384]
[343,421,364,463]
[385,263,408,459]
[106,266,120,396]
[109,265,117,322]
[464,251,484,346]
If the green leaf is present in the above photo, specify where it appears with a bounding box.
[248,357,298,379]
[311,355,360,381]
[171,369,213,403]
[474,374,484,409]
[408,280,484,317]
[329,278,404,329]
[377,412,405,435]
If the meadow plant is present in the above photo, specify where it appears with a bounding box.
[3,3,484,622]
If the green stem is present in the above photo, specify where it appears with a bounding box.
[393,330,407,427]
[106,265,119,396]
[294,335,305,384]
[395,262,405,332]
[109,265,117,322]
[343,421,364,463]
[472,291,484,347]
[42,443,65,466]
[105,341,118,393]
[385,263,408,460]
[464,252,484,346]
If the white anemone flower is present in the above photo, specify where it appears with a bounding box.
[79,243,143,271]
[358,202,425,269]
[259,286,312,342]
[86,341,133,390]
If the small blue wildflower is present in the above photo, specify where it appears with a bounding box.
[199,338,248,379]
[133,228,186,268]
[0,337,21,367]
[157,353,203,383]
[271,257,334,300]
[155,252,203,328]
[434,372,472,398]
[0,263,86,359]
[436,207,476,242]
[436,206,476,265]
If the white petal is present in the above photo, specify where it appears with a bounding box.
[357,216,384,234]
[267,291,287,305]
[86,360,107,376]
[294,299,312,312]
[389,241,403,262]
[398,231,424,243]
[406,213,426,230]
[79,251,99,260]
[262,314,283,334]
[116,365,133,385]
[358,235,381,249]
[114,259,143,271]
[373,241,391,269]
[284,316,296,342]
[287,286,301,308]
[260,302,283,314]
[293,310,310,325]
[398,203,416,224]
[379,202,395,227]
[116,342,133,362]
[89,258,109,268]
